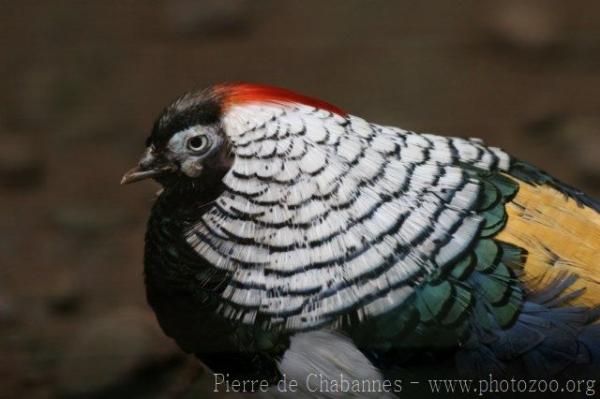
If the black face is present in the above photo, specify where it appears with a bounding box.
[121,89,233,187]
[148,90,223,150]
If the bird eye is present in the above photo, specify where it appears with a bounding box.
[187,135,209,152]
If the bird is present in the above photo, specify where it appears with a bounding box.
[122,83,600,394]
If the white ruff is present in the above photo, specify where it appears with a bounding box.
[185,103,511,330]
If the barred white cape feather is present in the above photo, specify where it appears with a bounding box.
[185,103,511,330]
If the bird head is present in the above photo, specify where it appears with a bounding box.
[121,83,345,188]
[121,86,230,187]
[121,83,345,186]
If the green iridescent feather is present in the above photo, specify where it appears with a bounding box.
[351,170,525,351]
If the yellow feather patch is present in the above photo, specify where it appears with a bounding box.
[496,177,600,307]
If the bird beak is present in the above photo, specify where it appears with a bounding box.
[121,165,166,185]
[121,149,175,185]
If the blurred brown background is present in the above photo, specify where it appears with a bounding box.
[0,1,599,398]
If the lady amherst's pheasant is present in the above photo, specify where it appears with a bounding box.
[123,83,600,391]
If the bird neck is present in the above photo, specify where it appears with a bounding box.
[158,170,227,216]
[144,174,227,290]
